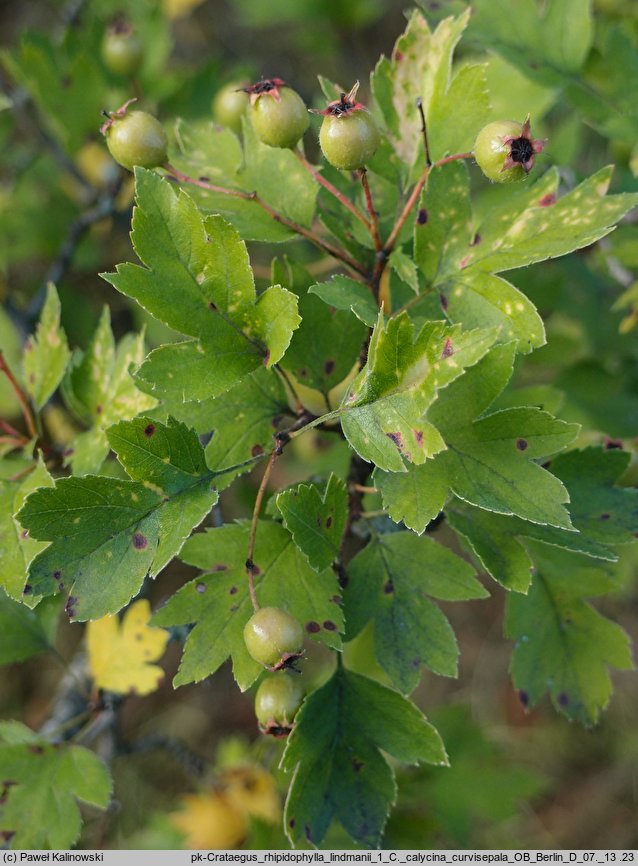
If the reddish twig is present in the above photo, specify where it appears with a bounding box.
[359,169,382,253]
[0,350,38,440]
[295,149,371,233]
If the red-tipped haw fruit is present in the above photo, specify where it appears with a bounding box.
[474,116,546,183]
[317,82,380,171]
[254,673,305,737]
[244,78,309,149]
[102,101,168,171]
[243,606,304,670]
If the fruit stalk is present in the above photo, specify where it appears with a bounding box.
[359,169,382,253]
[294,149,372,232]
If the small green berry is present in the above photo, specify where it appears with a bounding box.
[101,22,143,78]
[317,83,380,171]
[103,105,167,171]
[212,82,249,133]
[474,117,546,183]
[243,606,304,669]
[254,673,304,736]
[245,79,309,149]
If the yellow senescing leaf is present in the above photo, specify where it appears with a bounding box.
[87,599,169,695]
[169,792,247,849]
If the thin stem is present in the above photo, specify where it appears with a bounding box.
[351,484,378,495]
[245,448,279,612]
[416,98,432,167]
[295,149,371,232]
[359,169,382,253]
[384,151,474,253]
[9,463,36,483]
[164,163,368,278]
[0,351,38,440]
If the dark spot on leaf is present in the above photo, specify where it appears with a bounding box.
[604,437,623,449]
[471,232,481,246]
[305,825,313,843]
[28,745,44,755]
[251,444,264,457]
[214,563,228,572]
[386,431,404,449]
[305,621,321,633]
[53,570,61,580]
[395,50,405,62]
[331,595,342,605]
[230,604,238,612]
[538,193,556,207]
[58,583,65,591]
[440,293,448,311]
[95,404,103,415]
[412,657,420,668]
[133,532,148,549]
[65,596,78,618]
[600,513,611,520]
[23,585,32,595]
[326,515,333,528]
[251,564,260,576]
[416,208,428,225]
[519,690,529,707]
[352,757,364,772]
[1,831,15,843]
[323,620,337,631]
[442,338,454,358]
[144,423,156,437]
[557,691,569,707]
[289,818,296,829]
[208,301,217,311]
[384,579,394,594]
[229,586,238,595]
[414,430,424,447]
[516,438,528,451]
[298,368,308,378]
[196,583,207,593]
[324,359,335,376]
[272,415,283,428]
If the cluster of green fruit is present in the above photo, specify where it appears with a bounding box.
[244,607,306,737]
[100,56,543,183]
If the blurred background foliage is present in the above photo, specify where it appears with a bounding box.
[0,0,637,850]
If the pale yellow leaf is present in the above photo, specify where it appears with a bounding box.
[87,599,168,695]
[169,792,247,849]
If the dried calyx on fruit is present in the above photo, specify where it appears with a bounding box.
[100,99,168,171]
[474,115,546,183]
[316,81,381,171]
[244,78,309,149]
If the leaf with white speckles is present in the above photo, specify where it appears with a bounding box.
[17,418,217,620]
[340,311,498,472]
[152,520,342,690]
[61,307,156,475]
[102,170,300,403]
[466,167,638,274]
[23,284,70,411]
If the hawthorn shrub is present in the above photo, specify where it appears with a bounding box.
[1,0,637,851]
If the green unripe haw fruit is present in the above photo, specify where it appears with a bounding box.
[254,673,304,737]
[245,78,309,149]
[102,102,168,171]
[243,606,304,670]
[101,21,143,78]
[212,82,249,133]
[317,82,380,172]
[474,116,546,183]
